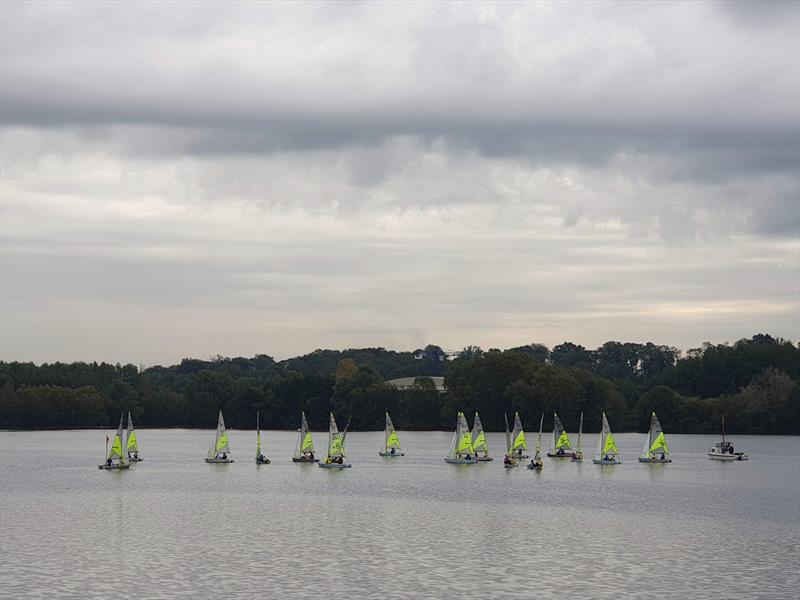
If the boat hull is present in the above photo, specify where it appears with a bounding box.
[503,463,518,469]
[292,457,319,463]
[205,458,234,463]
[639,457,672,463]
[708,453,749,461]
[592,459,622,465]
[444,458,478,464]
[546,452,573,458]
[127,457,143,462]
[256,458,271,464]
[318,462,352,468]
[476,456,494,462]
[98,463,131,470]
[379,451,405,457]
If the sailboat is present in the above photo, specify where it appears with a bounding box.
[547,412,573,458]
[471,412,493,461]
[570,412,584,462]
[509,412,528,459]
[99,413,130,470]
[255,412,271,464]
[125,411,142,462]
[445,411,478,464]
[292,412,318,463]
[639,411,671,463]
[527,414,544,470]
[504,414,512,457]
[319,412,352,468]
[708,414,749,461]
[379,412,404,456]
[205,411,233,463]
[593,412,621,465]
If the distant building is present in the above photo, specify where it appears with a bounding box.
[386,376,446,393]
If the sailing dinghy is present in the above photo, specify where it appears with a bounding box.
[708,415,749,461]
[509,412,529,459]
[319,412,352,468]
[125,411,142,462]
[379,412,404,456]
[570,412,584,462]
[592,412,621,465]
[639,411,671,463]
[205,411,233,463]
[255,412,271,464]
[99,414,130,470]
[292,412,318,463]
[527,414,544,470]
[547,412,573,458]
[471,412,493,461]
[445,411,478,464]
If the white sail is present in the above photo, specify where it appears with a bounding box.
[640,411,669,460]
[256,412,263,459]
[293,412,315,459]
[471,412,490,457]
[594,412,620,463]
[107,414,127,464]
[550,412,573,454]
[504,414,512,454]
[576,412,584,458]
[534,414,543,460]
[447,411,474,459]
[125,411,140,458]
[208,411,231,459]
[383,412,402,451]
[326,412,348,459]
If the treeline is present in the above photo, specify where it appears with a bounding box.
[0,336,797,434]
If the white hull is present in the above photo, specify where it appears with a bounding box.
[593,459,621,465]
[476,456,494,462]
[98,463,130,470]
[127,457,143,462]
[708,452,749,461]
[639,457,671,463]
[379,451,404,457]
[318,462,351,468]
[547,452,573,458]
[256,458,271,464]
[292,457,319,463]
[445,458,478,464]
[205,458,234,463]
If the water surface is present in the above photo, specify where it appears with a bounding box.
[1,430,798,598]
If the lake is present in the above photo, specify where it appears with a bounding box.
[1,430,798,599]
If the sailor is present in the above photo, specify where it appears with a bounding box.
[106,459,113,466]
[390,447,396,455]
[222,453,227,460]
[556,448,564,456]
[660,452,666,460]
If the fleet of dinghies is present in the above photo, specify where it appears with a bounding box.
[98,408,751,471]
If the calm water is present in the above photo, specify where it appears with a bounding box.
[1,429,798,599]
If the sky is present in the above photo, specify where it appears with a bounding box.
[1,1,798,366]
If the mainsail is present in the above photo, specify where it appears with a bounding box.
[107,414,127,464]
[208,411,231,459]
[293,412,315,459]
[125,411,139,457]
[471,412,490,457]
[504,414,512,455]
[383,412,402,453]
[510,412,527,455]
[326,412,349,459]
[550,412,572,454]
[256,412,263,459]
[534,414,543,461]
[447,411,475,459]
[640,411,670,459]
[576,412,584,458]
[594,412,620,462]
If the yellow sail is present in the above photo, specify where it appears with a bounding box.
[603,432,618,454]
[386,431,400,448]
[649,431,668,453]
[301,432,314,451]
[126,431,137,451]
[216,431,229,452]
[457,431,473,453]
[108,434,123,460]
[512,430,526,450]
[331,435,344,455]
[556,430,571,450]
[473,431,486,451]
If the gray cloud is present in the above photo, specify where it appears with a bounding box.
[1,1,798,364]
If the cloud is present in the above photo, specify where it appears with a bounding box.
[1,1,798,364]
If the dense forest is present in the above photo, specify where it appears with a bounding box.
[0,334,797,434]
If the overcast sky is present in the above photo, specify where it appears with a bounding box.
[1,1,798,365]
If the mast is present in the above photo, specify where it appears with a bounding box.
[535,413,543,459]
[577,412,583,455]
[504,414,511,454]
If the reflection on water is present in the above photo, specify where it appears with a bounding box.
[1,431,798,598]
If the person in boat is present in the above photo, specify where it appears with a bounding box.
[603,454,610,462]
[556,448,564,456]
[504,455,512,466]
[337,456,343,464]
[660,452,666,460]
[106,459,113,466]
[390,447,396,455]
[529,459,537,468]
